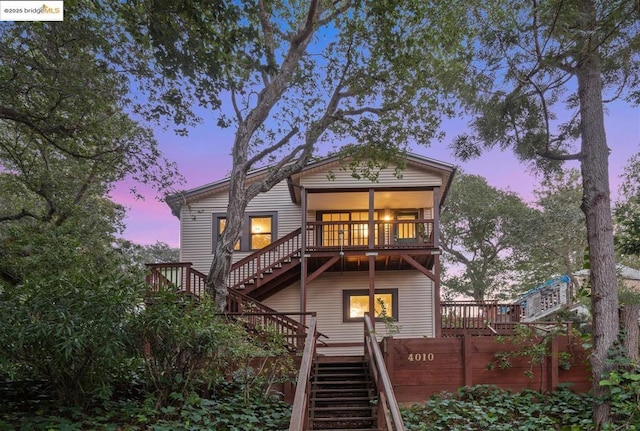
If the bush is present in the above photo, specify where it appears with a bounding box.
[131,289,295,407]
[0,268,143,405]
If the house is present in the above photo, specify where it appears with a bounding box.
[149,153,591,425]
[164,153,455,356]
[517,265,640,323]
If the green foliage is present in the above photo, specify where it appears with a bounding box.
[487,325,575,380]
[131,290,295,407]
[615,151,640,257]
[598,340,640,429]
[0,260,143,405]
[441,172,539,300]
[402,385,594,430]
[0,387,291,431]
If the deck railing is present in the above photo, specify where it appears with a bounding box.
[441,301,522,335]
[306,219,434,250]
[146,262,207,296]
[288,316,318,431]
[364,314,405,431]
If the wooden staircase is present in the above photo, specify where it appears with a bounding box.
[309,357,378,431]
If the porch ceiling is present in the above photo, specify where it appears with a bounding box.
[307,190,433,211]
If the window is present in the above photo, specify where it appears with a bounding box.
[217,217,241,251]
[213,212,276,252]
[320,211,379,247]
[250,216,272,250]
[343,289,398,322]
[395,211,418,242]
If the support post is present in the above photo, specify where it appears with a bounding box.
[300,186,307,324]
[463,333,473,386]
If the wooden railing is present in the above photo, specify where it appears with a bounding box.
[441,301,522,330]
[146,262,207,296]
[306,219,435,250]
[288,316,318,431]
[229,228,302,289]
[145,263,321,351]
[364,314,405,431]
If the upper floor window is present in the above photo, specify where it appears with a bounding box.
[217,217,241,251]
[250,216,273,250]
[213,212,276,252]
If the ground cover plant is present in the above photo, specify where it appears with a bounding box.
[402,385,600,431]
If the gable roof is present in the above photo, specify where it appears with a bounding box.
[166,153,456,217]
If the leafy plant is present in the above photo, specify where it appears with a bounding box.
[402,385,594,431]
[487,324,575,381]
[0,261,142,405]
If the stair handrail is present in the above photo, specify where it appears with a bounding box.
[145,263,325,350]
[364,314,405,431]
[289,315,317,431]
[229,228,302,289]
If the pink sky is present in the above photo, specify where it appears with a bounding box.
[112,100,639,248]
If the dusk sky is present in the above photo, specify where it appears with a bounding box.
[111,99,639,248]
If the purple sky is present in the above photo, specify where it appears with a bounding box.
[111,100,639,248]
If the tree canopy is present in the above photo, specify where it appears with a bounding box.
[447,0,639,424]
[122,0,473,309]
[0,3,180,285]
[441,172,538,301]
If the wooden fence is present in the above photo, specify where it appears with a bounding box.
[381,335,590,403]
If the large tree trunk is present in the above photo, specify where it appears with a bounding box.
[207,166,249,312]
[620,305,640,363]
[576,9,620,425]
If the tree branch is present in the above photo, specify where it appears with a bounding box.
[245,126,300,168]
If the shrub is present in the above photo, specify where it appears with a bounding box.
[0,268,143,405]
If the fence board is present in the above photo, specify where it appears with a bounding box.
[384,335,590,402]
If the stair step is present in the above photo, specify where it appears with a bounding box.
[314,372,367,377]
[312,396,373,403]
[312,387,373,394]
[311,406,373,415]
[311,416,375,424]
[312,429,379,431]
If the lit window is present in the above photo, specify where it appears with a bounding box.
[213,212,276,252]
[343,289,398,322]
[250,216,272,250]
[218,218,240,251]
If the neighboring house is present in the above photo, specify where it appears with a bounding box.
[517,265,640,323]
[165,153,455,355]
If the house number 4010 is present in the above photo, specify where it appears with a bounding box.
[407,353,434,362]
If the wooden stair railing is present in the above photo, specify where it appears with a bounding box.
[229,228,302,290]
[289,316,317,431]
[364,314,405,431]
[145,263,322,352]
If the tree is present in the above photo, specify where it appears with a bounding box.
[0,4,180,285]
[449,0,639,424]
[526,169,587,284]
[615,151,640,257]
[116,239,180,270]
[123,0,472,311]
[440,172,538,300]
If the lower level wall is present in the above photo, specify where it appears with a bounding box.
[382,335,591,403]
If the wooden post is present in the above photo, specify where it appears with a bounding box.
[550,336,559,391]
[369,189,376,331]
[433,186,440,247]
[300,187,307,324]
[434,254,442,338]
[463,334,473,386]
[369,255,376,332]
